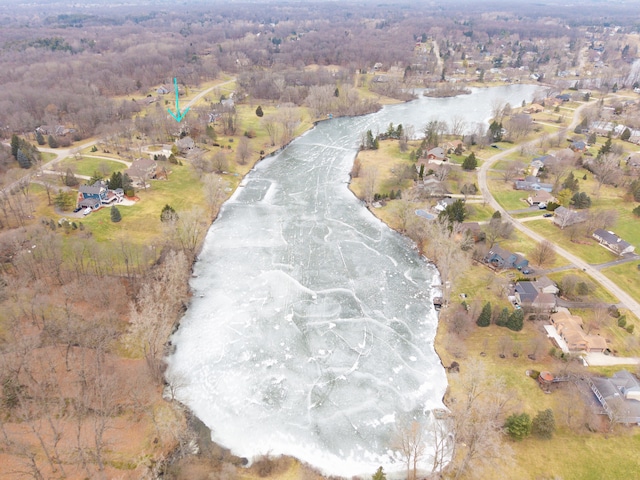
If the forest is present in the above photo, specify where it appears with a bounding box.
[1,1,640,479]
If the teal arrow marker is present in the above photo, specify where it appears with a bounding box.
[168,77,190,122]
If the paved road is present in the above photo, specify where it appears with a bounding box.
[477,99,640,321]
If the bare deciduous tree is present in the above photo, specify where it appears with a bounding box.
[530,240,557,268]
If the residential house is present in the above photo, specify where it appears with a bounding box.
[555,93,571,102]
[434,197,456,213]
[553,206,588,229]
[524,103,544,114]
[527,190,555,206]
[515,176,553,192]
[176,136,195,153]
[534,276,559,295]
[419,177,450,197]
[590,370,640,424]
[426,147,447,162]
[592,229,635,256]
[125,158,159,186]
[570,140,587,152]
[484,245,529,270]
[79,182,108,204]
[156,85,170,95]
[550,308,607,353]
[514,280,557,311]
[36,125,76,137]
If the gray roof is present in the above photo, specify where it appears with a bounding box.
[593,229,632,251]
[591,370,640,423]
[515,281,538,303]
[79,184,104,195]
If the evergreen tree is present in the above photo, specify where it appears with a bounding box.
[506,309,524,331]
[88,171,103,185]
[532,409,555,439]
[495,307,509,327]
[489,121,503,142]
[418,163,425,179]
[561,171,579,192]
[598,136,612,156]
[161,204,178,222]
[110,206,122,223]
[476,302,492,327]
[621,127,631,141]
[439,199,466,224]
[633,205,640,217]
[16,149,31,169]
[35,130,45,146]
[65,168,79,187]
[373,137,379,150]
[334,87,340,97]
[505,413,532,440]
[571,192,591,209]
[255,105,264,117]
[396,124,403,139]
[47,135,58,148]
[10,134,19,158]
[54,190,75,211]
[372,466,386,480]
[108,171,123,190]
[462,152,478,170]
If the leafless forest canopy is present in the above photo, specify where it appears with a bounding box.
[1,0,639,140]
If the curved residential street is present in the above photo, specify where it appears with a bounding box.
[478,100,640,320]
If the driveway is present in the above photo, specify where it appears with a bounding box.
[583,352,640,366]
[477,99,640,321]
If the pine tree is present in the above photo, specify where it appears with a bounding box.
[65,168,79,187]
[476,302,492,327]
[506,309,524,331]
[35,130,45,146]
[110,206,122,223]
[161,204,178,222]
[10,134,19,158]
[505,413,532,440]
[562,171,579,192]
[334,87,340,97]
[495,307,509,327]
[16,149,31,169]
[372,466,386,480]
[621,127,631,141]
[462,152,478,170]
[108,171,123,190]
[532,409,555,439]
[255,105,264,117]
[47,135,58,148]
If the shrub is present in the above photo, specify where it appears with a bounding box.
[633,205,640,217]
[532,409,555,439]
[618,316,627,328]
[476,302,491,327]
[110,206,122,223]
[505,413,532,440]
[627,324,635,334]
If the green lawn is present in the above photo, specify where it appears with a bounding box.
[601,261,640,305]
[59,156,128,178]
[79,165,206,244]
[489,177,529,210]
[546,270,618,304]
[525,219,618,265]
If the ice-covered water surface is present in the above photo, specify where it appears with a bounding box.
[167,85,545,476]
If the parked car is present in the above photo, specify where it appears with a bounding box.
[522,268,534,275]
[82,207,92,216]
[73,206,82,213]
[543,212,553,218]
[538,203,547,209]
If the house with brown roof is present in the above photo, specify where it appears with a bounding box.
[550,308,607,353]
[125,158,158,186]
[527,190,555,206]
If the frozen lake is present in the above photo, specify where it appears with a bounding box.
[167,84,545,476]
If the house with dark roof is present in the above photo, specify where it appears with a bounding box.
[484,245,529,270]
[79,182,108,204]
[426,147,447,162]
[592,229,635,256]
[514,280,557,311]
[553,207,587,229]
[590,370,640,424]
[514,176,553,192]
[570,140,587,152]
